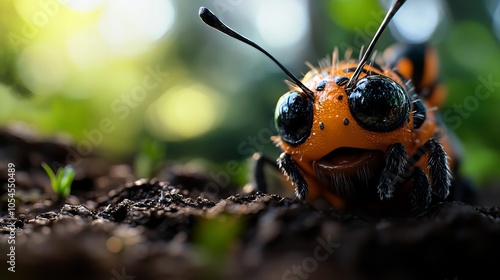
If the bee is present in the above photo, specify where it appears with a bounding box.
[199,0,468,215]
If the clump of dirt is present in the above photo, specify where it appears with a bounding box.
[1,126,500,280]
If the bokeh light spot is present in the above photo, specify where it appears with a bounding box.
[493,1,500,41]
[66,27,111,69]
[255,0,309,49]
[61,0,106,13]
[98,0,175,56]
[17,45,67,95]
[389,0,443,43]
[147,85,225,141]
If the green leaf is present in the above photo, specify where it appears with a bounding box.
[56,167,65,193]
[41,162,75,199]
[60,165,75,196]
[41,162,57,191]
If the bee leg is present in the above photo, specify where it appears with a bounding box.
[277,153,308,200]
[409,167,432,216]
[251,153,279,194]
[377,143,409,200]
[411,139,451,200]
[425,139,451,199]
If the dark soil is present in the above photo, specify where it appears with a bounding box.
[1,125,500,280]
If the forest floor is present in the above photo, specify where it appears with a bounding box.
[1,125,500,280]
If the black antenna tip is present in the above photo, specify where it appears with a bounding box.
[199,7,218,28]
[198,6,314,100]
[198,6,209,18]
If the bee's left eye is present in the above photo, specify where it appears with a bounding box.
[275,92,313,145]
[348,75,410,132]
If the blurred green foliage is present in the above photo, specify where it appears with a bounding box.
[0,0,499,186]
[133,136,166,178]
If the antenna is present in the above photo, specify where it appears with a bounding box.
[345,0,407,90]
[199,7,315,100]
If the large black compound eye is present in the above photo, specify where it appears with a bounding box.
[348,75,410,132]
[275,92,313,145]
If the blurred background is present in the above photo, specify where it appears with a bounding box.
[0,0,499,188]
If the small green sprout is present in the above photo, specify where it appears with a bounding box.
[41,162,75,200]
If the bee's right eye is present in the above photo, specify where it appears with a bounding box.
[348,75,410,132]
